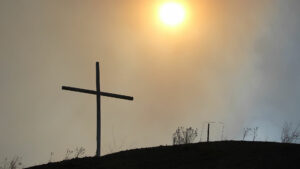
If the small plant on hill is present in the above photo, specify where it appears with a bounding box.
[242,127,259,141]
[48,152,54,163]
[242,128,252,141]
[0,156,22,169]
[252,127,259,141]
[173,127,198,145]
[64,148,74,160]
[64,147,86,160]
[74,147,85,158]
[281,122,300,143]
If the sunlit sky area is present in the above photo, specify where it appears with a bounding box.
[0,0,300,167]
[159,2,186,26]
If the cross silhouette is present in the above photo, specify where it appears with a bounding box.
[62,62,134,157]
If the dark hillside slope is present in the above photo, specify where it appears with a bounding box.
[28,141,300,169]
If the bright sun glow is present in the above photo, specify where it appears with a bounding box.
[159,2,185,27]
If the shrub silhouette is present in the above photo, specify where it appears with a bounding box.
[0,156,22,169]
[64,147,86,160]
[242,127,258,141]
[252,127,259,141]
[74,147,85,158]
[242,128,252,141]
[281,122,300,143]
[172,127,198,145]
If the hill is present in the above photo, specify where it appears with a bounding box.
[27,141,300,169]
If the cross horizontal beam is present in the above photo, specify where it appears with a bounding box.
[100,91,134,100]
[62,86,134,100]
[62,86,97,95]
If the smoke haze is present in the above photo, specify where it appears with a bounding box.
[0,0,299,167]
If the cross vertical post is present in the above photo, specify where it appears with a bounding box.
[96,62,101,157]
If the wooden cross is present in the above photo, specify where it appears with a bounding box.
[62,62,134,157]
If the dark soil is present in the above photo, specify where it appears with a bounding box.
[27,141,300,169]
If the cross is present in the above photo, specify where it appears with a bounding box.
[61,62,134,157]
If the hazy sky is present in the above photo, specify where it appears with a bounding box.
[0,0,299,167]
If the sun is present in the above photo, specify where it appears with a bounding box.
[159,2,186,27]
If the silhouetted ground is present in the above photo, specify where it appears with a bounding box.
[28,141,300,169]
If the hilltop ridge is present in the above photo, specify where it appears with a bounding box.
[28,141,300,169]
